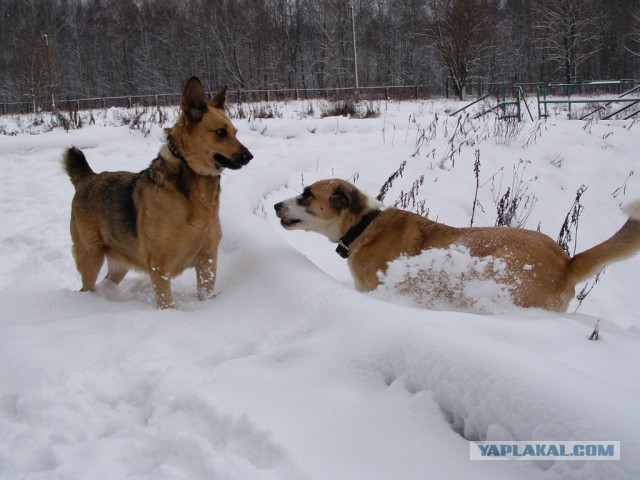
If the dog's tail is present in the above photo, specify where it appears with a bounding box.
[62,146,94,187]
[567,200,640,286]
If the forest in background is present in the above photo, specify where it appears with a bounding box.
[1,0,639,110]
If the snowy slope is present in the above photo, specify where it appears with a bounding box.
[1,100,639,480]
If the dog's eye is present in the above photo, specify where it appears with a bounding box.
[296,188,313,206]
[216,128,228,138]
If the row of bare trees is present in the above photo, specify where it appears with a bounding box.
[1,0,638,109]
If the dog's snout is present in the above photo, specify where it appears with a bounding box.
[237,148,253,163]
[274,202,284,213]
[218,147,253,170]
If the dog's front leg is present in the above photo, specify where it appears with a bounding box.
[149,265,174,308]
[195,253,217,301]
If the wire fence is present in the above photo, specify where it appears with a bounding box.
[2,84,445,114]
[2,80,638,115]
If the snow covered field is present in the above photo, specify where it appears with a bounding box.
[1,98,639,479]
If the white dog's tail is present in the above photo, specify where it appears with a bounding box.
[567,200,640,286]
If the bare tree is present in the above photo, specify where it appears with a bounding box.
[533,0,602,84]
[424,0,498,99]
[626,12,640,58]
[208,1,254,88]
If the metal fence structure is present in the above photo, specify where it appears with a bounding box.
[450,85,535,122]
[536,81,640,120]
[449,80,640,121]
[2,84,446,114]
[2,80,638,116]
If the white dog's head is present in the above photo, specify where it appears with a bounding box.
[274,179,382,243]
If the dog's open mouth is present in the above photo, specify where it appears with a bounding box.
[280,218,301,228]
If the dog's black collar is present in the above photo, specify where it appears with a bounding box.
[166,138,188,164]
[336,210,382,259]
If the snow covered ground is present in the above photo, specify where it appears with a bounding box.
[1,98,639,480]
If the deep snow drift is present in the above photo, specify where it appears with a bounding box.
[1,99,639,480]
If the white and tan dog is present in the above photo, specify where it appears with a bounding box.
[274,179,640,311]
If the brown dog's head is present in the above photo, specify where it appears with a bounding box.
[274,179,382,242]
[167,76,252,176]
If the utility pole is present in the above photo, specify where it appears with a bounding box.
[42,34,55,110]
[350,1,359,100]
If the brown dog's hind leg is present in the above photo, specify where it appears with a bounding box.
[70,222,105,292]
[73,245,105,292]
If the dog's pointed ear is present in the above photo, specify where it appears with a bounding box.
[181,76,207,123]
[210,85,228,110]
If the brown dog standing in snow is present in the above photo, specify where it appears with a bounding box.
[63,77,252,308]
[275,179,640,311]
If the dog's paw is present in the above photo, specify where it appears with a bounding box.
[197,290,218,302]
